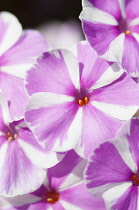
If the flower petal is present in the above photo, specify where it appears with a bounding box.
[126,0,139,20]
[61,183,106,210]
[0,30,48,78]
[25,49,79,96]
[0,12,22,56]
[0,72,29,121]
[75,104,123,158]
[116,118,139,169]
[0,194,41,209]
[15,119,65,170]
[103,184,137,210]
[91,73,139,120]
[0,141,46,197]
[122,35,139,77]
[81,20,120,56]
[0,93,11,125]
[83,0,123,20]
[47,150,87,190]
[81,3,118,25]
[25,92,82,151]
[101,33,125,63]
[91,63,124,90]
[85,141,133,197]
[73,41,123,90]
[19,139,65,169]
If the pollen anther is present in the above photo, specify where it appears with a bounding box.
[132,174,139,185]
[6,132,18,141]
[78,97,89,106]
[78,100,84,106]
[14,134,18,139]
[84,97,89,104]
[125,30,131,35]
[45,190,59,204]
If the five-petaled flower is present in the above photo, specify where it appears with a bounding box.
[85,118,139,210]
[80,0,139,77]
[25,41,139,158]
[0,150,105,210]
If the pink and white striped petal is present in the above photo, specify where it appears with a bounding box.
[75,104,123,158]
[0,12,22,56]
[90,73,139,120]
[126,0,139,20]
[83,0,123,20]
[81,20,120,57]
[60,183,106,210]
[116,118,139,170]
[80,0,122,57]
[72,41,123,90]
[85,141,134,197]
[0,72,29,120]
[0,140,46,197]
[80,2,118,25]
[18,139,65,169]
[25,49,80,97]
[0,93,11,124]
[103,184,137,210]
[122,35,139,77]
[101,33,125,63]
[0,30,48,79]
[25,92,82,151]
[0,194,41,210]
[47,150,86,191]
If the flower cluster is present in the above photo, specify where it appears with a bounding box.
[1,0,139,209]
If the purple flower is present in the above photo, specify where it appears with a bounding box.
[25,41,139,158]
[0,93,64,197]
[37,20,84,49]
[0,12,48,120]
[85,117,139,209]
[80,0,139,77]
[0,150,105,210]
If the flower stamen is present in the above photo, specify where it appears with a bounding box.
[125,30,131,35]
[77,97,89,106]
[45,190,59,204]
[7,132,18,141]
[132,174,139,185]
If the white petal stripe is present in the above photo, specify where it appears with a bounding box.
[26,92,74,112]
[80,7,118,25]
[92,101,138,121]
[103,182,132,210]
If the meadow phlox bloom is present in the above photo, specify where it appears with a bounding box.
[85,118,139,210]
[80,0,139,77]
[25,41,139,158]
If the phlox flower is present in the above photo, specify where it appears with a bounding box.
[0,93,64,197]
[80,0,139,77]
[0,150,105,210]
[25,41,139,158]
[85,117,139,210]
[0,12,48,120]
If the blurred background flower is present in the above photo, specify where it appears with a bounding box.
[0,0,84,48]
[36,20,83,49]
